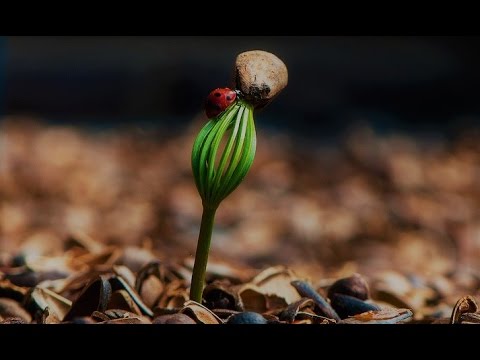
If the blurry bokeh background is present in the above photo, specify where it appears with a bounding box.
[4,36,480,134]
[2,36,480,279]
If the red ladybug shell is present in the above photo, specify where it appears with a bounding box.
[205,88,237,118]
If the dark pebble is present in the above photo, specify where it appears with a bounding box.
[330,294,380,319]
[327,274,370,301]
[227,312,268,324]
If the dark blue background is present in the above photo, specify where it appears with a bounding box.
[3,36,480,137]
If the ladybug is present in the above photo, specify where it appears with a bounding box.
[205,88,237,118]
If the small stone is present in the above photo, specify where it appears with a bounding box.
[235,50,288,108]
[227,311,268,324]
[330,294,380,319]
[327,274,370,301]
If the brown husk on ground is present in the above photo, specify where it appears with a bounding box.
[2,118,480,323]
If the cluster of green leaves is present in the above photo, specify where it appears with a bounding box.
[191,99,256,210]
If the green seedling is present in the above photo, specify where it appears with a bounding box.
[189,50,288,303]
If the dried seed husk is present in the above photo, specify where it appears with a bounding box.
[101,317,149,324]
[180,300,222,324]
[1,317,28,324]
[26,287,72,322]
[67,232,105,254]
[137,274,164,309]
[107,290,142,315]
[295,312,336,324]
[431,318,451,324]
[118,246,157,273]
[157,279,188,310]
[450,295,478,324]
[104,309,145,321]
[339,308,413,324]
[330,294,381,319]
[459,312,480,324]
[38,307,61,324]
[63,275,111,321]
[55,270,105,300]
[112,265,136,289]
[0,298,32,323]
[75,246,122,269]
[135,261,186,308]
[109,275,153,317]
[93,309,151,324]
[152,307,182,317]
[136,261,187,288]
[250,266,301,305]
[291,280,340,321]
[237,284,288,313]
[5,268,41,287]
[203,281,242,311]
[278,298,316,323]
[183,258,252,284]
[373,289,411,309]
[234,50,288,109]
[91,311,110,321]
[0,279,28,302]
[153,313,196,324]
[212,308,241,320]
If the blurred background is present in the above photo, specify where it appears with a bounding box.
[3,36,480,135]
[2,36,480,279]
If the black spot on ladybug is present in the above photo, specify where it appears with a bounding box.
[214,92,221,97]
[226,96,232,100]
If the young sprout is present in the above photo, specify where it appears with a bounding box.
[189,50,288,303]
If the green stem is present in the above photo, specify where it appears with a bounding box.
[189,205,217,303]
